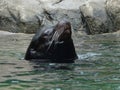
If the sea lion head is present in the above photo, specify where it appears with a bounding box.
[25,20,77,62]
[52,20,72,42]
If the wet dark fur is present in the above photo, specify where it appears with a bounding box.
[25,20,78,63]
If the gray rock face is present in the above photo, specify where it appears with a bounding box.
[0,0,43,33]
[106,0,120,31]
[79,0,114,34]
[0,0,119,35]
[0,0,83,33]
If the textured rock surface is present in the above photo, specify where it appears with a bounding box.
[106,0,120,31]
[0,0,43,33]
[0,0,119,35]
[79,0,114,34]
[0,0,83,33]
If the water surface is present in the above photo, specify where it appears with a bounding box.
[0,33,120,90]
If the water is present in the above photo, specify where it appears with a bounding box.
[0,33,120,90]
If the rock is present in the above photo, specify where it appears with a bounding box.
[0,0,44,33]
[0,0,84,33]
[1,0,119,35]
[106,0,120,31]
[79,0,113,35]
[0,0,106,34]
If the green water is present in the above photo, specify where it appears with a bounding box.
[0,33,120,90]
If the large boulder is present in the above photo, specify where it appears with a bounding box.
[79,0,113,35]
[0,0,107,34]
[106,0,120,31]
[1,0,119,35]
[0,0,84,33]
[0,0,42,33]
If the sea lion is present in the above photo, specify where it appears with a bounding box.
[25,20,78,63]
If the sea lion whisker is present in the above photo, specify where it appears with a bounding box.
[46,31,58,51]
[25,20,78,63]
[47,30,62,52]
[52,31,58,41]
[55,31,59,40]
[46,40,54,52]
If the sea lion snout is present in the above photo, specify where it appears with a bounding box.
[54,20,72,41]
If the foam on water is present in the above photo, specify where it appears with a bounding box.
[77,52,102,60]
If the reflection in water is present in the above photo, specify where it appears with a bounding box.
[0,33,120,90]
[30,61,74,71]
